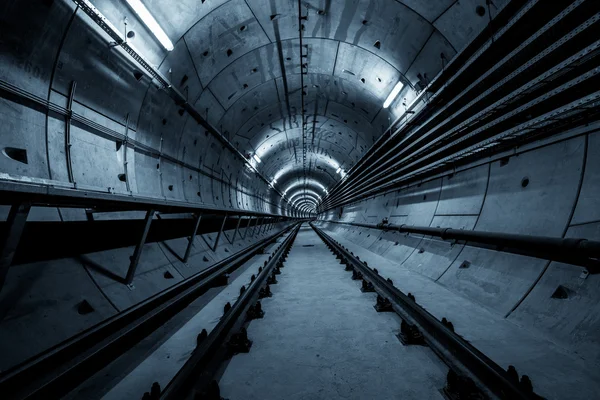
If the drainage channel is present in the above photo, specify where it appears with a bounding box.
[310,223,542,400]
[0,223,298,400]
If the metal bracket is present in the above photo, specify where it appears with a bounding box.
[183,214,202,263]
[251,217,263,237]
[224,217,242,245]
[125,209,155,284]
[0,203,31,293]
[122,113,131,193]
[65,81,77,184]
[238,217,253,240]
[207,214,228,252]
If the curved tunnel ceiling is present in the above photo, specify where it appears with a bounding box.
[110,0,508,212]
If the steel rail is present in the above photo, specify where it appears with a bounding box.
[0,223,296,399]
[311,224,537,400]
[161,224,301,399]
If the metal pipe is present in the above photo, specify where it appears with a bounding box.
[325,220,600,269]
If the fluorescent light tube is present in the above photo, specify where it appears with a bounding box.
[383,81,404,109]
[253,154,262,163]
[126,0,174,51]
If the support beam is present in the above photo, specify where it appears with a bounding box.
[262,218,271,234]
[183,214,202,263]
[239,217,253,240]
[225,217,242,245]
[251,217,263,237]
[65,81,76,184]
[125,209,155,285]
[211,214,228,251]
[0,203,31,292]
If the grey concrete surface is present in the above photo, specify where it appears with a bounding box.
[219,225,447,400]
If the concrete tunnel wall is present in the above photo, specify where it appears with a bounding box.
[2,0,598,390]
[0,0,289,220]
[0,1,297,371]
[316,122,600,370]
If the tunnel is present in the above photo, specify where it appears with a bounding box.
[0,0,599,399]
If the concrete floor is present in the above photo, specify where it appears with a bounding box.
[219,224,447,400]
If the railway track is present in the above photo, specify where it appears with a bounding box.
[0,223,299,399]
[2,222,546,399]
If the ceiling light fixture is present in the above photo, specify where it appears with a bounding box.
[253,154,262,163]
[383,81,404,108]
[336,167,341,174]
[125,0,174,51]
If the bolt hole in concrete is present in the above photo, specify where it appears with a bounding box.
[164,271,174,279]
[521,177,530,188]
[3,147,28,164]
[476,5,486,16]
[459,260,471,269]
[168,185,174,191]
[77,300,94,315]
[118,173,126,182]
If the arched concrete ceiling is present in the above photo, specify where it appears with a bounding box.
[120,0,508,205]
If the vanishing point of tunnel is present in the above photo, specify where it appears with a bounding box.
[1,0,599,399]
